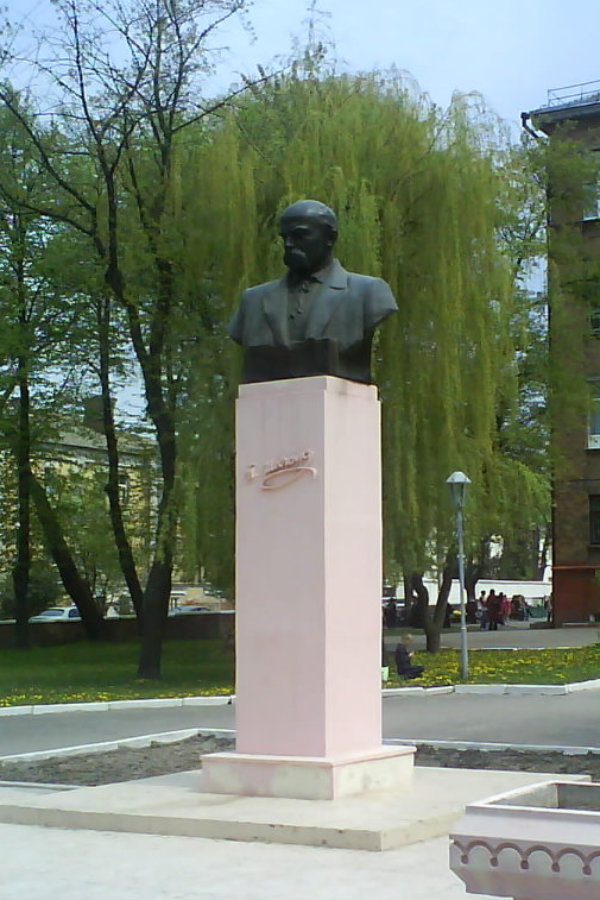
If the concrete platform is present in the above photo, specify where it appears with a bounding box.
[201,745,415,800]
[0,766,586,852]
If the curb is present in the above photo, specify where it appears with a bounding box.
[384,678,600,697]
[0,727,236,764]
[2,677,600,716]
[0,695,235,717]
[2,727,599,767]
[384,737,600,755]
[383,686,454,696]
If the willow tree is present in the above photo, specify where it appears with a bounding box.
[181,67,548,648]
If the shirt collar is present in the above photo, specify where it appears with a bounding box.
[310,259,336,284]
[286,258,336,288]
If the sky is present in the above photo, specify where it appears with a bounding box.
[5,0,600,134]
[209,0,598,133]
[237,0,600,130]
[221,0,600,131]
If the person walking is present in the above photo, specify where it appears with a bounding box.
[487,589,501,631]
[478,590,487,630]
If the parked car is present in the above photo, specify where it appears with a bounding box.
[168,605,212,616]
[29,606,82,623]
[167,605,184,617]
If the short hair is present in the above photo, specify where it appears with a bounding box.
[279,200,338,236]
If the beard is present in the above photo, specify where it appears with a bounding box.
[283,247,310,272]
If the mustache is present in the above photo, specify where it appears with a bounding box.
[284,247,309,267]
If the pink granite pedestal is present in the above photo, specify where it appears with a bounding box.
[202,376,414,800]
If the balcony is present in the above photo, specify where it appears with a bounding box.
[545,79,600,112]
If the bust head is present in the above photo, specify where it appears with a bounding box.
[228,197,397,384]
[279,200,338,276]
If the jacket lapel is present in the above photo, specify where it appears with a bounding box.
[262,277,290,345]
[305,260,349,339]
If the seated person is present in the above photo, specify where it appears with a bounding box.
[394,634,425,680]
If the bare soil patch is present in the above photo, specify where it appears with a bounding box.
[2,735,600,787]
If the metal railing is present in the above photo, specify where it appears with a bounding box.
[547,79,600,109]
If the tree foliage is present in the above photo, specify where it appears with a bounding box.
[176,65,551,645]
[0,0,259,672]
[0,17,556,658]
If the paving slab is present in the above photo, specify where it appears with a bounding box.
[0,765,586,852]
[0,824,495,900]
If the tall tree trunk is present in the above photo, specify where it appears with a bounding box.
[136,377,177,679]
[106,234,179,678]
[97,297,144,624]
[137,556,172,679]
[12,364,30,650]
[410,574,440,652]
[430,559,454,650]
[29,473,108,640]
[412,553,455,654]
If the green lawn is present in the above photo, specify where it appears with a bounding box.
[0,640,235,707]
[1,640,599,707]
[385,644,600,688]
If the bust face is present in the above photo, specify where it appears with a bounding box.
[279,216,335,276]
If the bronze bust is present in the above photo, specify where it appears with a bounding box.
[228,200,397,384]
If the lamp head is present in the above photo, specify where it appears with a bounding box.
[446,471,471,510]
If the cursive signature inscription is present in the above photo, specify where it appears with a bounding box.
[246,450,317,491]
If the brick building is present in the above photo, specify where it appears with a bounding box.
[523,82,600,625]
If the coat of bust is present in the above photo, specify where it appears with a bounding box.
[228,200,397,384]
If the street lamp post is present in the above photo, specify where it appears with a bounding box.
[446,471,471,682]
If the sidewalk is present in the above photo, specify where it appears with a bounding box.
[384,622,599,651]
[0,822,503,900]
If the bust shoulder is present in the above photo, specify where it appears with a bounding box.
[242,278,284,302]
[346,271,391,292]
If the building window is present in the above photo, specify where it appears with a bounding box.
[591,309,600,337]
[590,496,600,545]
[582,181,600,221]
[582,149,600,221]
[118,473,130,505]
[589,394,600,449]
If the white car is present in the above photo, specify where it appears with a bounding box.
[29,606,82,623]
[168,605,212,616]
